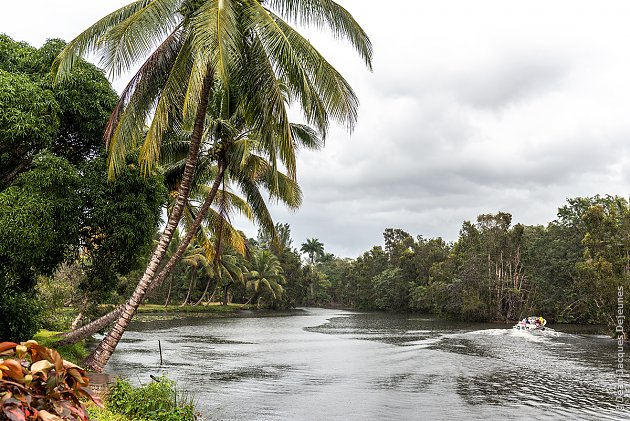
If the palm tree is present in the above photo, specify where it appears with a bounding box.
[81,114,315,369]
[214,252,247,306]
[246,249,286,309]
[54,0,371,372]
[54,122,308,347]
[196,249,245,306]
[301,238,324,264]
[179,244,212,305]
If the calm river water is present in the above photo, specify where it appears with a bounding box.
[106,308,630,420]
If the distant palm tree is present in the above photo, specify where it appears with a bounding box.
[213,250,247,306]
[180,244,211,306]
[246,249,286,308]
[301,238,324,264]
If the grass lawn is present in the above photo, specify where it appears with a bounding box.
[32,329,89,365]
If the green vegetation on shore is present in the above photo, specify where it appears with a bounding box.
[136,303,251,314]
[88,377,195,421]
[32,329,88,365]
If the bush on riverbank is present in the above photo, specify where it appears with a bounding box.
[96,377,196,421]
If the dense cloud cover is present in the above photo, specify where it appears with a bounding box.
[3,0,629,257]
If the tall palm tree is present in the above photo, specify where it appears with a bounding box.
[246,249,286,309]
[54,0,371,372]
[301,238,324,264]
[81,136,306,370]
[55,119,310,347]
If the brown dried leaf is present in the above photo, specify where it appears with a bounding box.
[0,359,25,382]
[0,342,17,357]
[37,410,64,421]
[78,387,104,408]
[30,360,54,375]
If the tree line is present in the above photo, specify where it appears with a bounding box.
[139,194,629,341]
[254,196,628,337]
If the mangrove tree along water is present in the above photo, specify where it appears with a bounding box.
[106,308,630,420]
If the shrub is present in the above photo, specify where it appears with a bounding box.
[107,377,196,421]
[0,291,42,342]
[0,340,102,420]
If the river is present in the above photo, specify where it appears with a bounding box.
[105,308,630,420]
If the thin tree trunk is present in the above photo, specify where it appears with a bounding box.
[181,267,196,306]
[70,297,88,330]
[1,158,31,186]
[70,311,84,331]
[164,274,173,307]
[55,306,124,346]
[194,277,214,306]
[144,162,226,301]
[222,284,229,306]
[83,72,214,373]
[208,283,219,303]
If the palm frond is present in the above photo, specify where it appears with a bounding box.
[99,0,184,78]
[53,0,155,83]
[266,0,373,69]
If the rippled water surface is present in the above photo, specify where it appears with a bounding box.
[106,308,630,420]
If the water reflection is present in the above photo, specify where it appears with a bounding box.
[106,309,630,420]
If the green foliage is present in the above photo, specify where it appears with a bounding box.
[78,155,166,303]
[263,197,628,335]
[0,340,102,420]
[0,34,36,72]
[0,291,41,342]
[372,267,409,311]
[87,405,129,421]
[36,264,83,331]
[0,70,60,189]
[0,153,81,291]
[0,33,168,339]
[428,213,531,322]
[107,377,196,421]
[0,35,117,187]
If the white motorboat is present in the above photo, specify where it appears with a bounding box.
[513,316,547,331]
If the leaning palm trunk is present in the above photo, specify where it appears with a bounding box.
[164,274,174,307]
[55,167,225,347]
[55,306,124,346]
[181,267,197,306]
[194,277,214,306]
[83,73,214,373]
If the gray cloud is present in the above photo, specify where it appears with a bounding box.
[2,0,629,258]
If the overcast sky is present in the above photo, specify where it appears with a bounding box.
[2,1,629,258]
